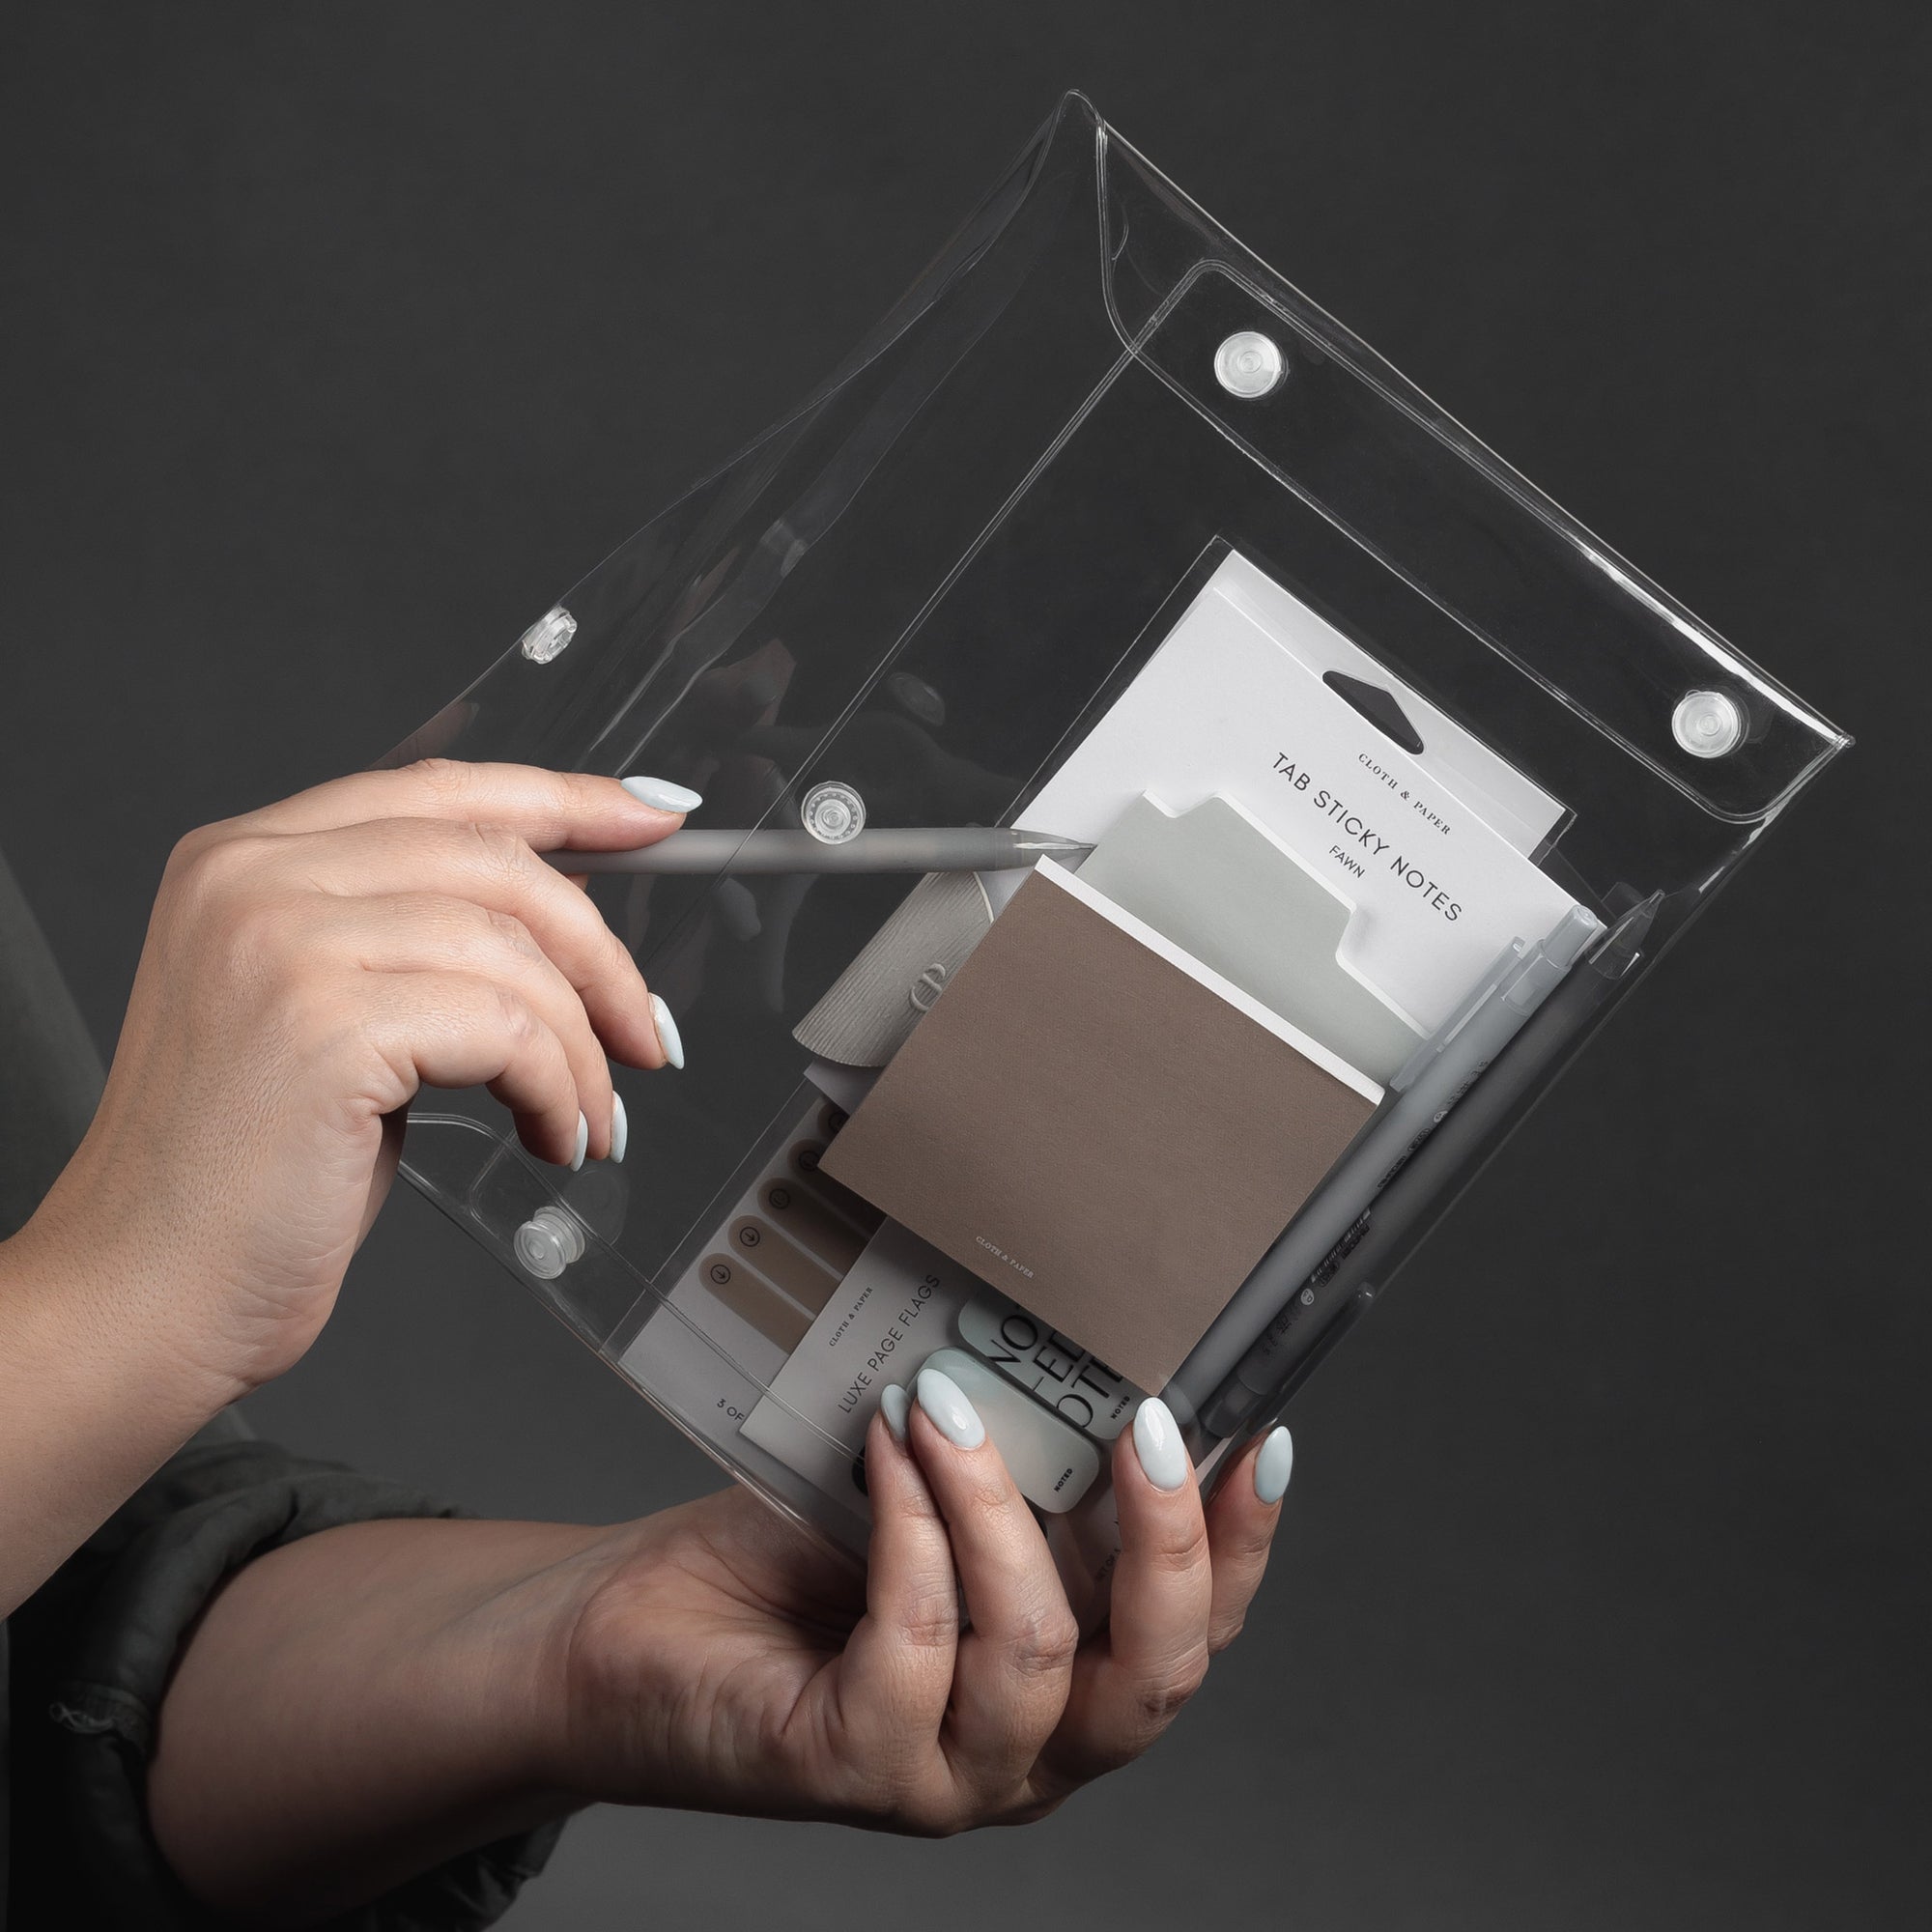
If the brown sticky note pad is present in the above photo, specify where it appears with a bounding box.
[819,865,1380,1391]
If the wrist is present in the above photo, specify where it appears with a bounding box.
[151,1516,618,1918]
[0,1215,237,1614]
[433,1523,626,1809]
[19,1130,263,1409]
[514,1518,660,1798]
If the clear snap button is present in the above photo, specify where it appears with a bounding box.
[801,781,865,844]
[1671,689,1744,759]
[1212,330,1285,398]
[518,606,577,664]
[513,1205,587,1281]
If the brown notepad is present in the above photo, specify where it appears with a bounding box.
[819,864,1381,1391]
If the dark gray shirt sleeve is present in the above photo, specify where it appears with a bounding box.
[4,1432,565,1930]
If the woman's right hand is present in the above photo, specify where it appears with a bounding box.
[15,759,691,1406]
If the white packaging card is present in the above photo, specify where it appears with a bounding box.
[1208,552,1567,856]
[1020,556,1581,1033]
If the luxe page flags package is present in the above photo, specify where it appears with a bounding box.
[384,94,1847,1616]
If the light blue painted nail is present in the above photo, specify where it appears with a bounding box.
[650,993,685,1070]
[1254,1426,1293,1505]
[1132,1396,1189,1492]
[879,1383,910,1444]
[609,1093,628,1164]
[621,776,703,813]
[915,1366,984,1449]
[569,1110,588,1173]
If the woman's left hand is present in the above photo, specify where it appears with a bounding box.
[147,1394,1294,1915]
[550,1389,1293,1833]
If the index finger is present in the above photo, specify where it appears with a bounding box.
[229,759,696,852]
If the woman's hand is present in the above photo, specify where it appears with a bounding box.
[148,1400,1294,1919]
[15,759,690,1407]
[2,757,690,1609]
[552,1389,1293,1833]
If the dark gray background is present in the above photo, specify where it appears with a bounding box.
[3,3,1924,1926]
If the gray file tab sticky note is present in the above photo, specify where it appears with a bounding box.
[1078,794,1426,1084]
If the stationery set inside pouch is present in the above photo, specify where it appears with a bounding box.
[382,93,1848,1623]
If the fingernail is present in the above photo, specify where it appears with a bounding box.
[879,1382,910,1444]
[609,1093,628,1164]
[650,993,685,1070]
[621,776,703,813]
[915,1366,984,1450]
[1131,1396,1189,1492]
[1253,1426,1293,1505]
[569,1111,587,1172]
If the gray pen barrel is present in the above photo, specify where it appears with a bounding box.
[545,829,1089,875]
[1171,909,1601,1420]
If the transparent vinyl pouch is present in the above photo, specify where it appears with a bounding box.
[384,94,1846,1615]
